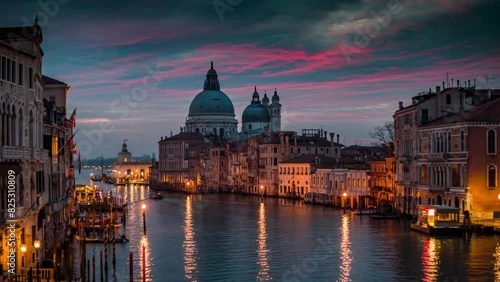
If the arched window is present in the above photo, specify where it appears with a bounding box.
[274,147,278,154]
[460,165,465,187]
[487,130,496,154]
[460,130,465,151]
[488,165,497,188]
[195,128,200,133]
[273,157,278,166]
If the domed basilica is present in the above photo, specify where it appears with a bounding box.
[185,62,282,140]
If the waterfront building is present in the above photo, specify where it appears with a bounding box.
[369,148,395,210]
[227,140,248,193]
[0,20,75,277]
[41,75,76,273]
[0,20,47,273]
[158,132,209,190]
[394,83,500,216]
[111,141,151,183]
[416,97,500,222]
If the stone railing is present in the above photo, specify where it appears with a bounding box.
[0,146,49,161]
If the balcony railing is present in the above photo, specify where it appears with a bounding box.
[428,153,446,161]
[0,146,49,161]
[429,185,448,192]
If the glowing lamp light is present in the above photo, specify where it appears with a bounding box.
[428,209,436,216]
[343,192,347,197]
[34,240,41,249]
[20,244,27,253]
[141,203,146,210]
[260,185,264,190]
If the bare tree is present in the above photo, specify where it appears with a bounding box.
[369,121,394,145]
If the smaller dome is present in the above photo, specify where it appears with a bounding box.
[242,104,270,123]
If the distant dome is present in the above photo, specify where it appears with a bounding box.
[189,90,235,116]
[242,104,270,123]
[242,86,270,123]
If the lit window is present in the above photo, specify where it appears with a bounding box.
[488,165,496,188]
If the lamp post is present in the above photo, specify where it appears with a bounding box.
[142,203,147,235]
[20,244,27,275]
[34,240,41,282]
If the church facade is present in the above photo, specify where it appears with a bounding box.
[184,62,282,140]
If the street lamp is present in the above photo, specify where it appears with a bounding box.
[20,244,27,275]
[142,203,147,235]
[34,240,41,282]
[260,185,264,200]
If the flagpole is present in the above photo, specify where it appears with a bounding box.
[57,129,79,155]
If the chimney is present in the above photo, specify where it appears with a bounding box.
[436,85,442,118]
[330,132,335,145]
[468,80,471,88]
[336,134,340,144]
[452,78,454,87]
[399,101,403,109]
[161,136,163,141]
[457,79,460,88]
[442,81,445,89]
[324,131,327,139]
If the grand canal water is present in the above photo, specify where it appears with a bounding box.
[77,170,500,282]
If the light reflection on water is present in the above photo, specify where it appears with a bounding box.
[422,237,441,282]
[339,214,352,282]
[257,202,271,281]
[183,196,198,281]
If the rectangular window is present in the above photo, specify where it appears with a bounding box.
[7,58,11,82]
[421,109,429,123]
[488,130,496,154]
[18,63,23,86]
[29,67,33,89]
[11,60,16,83]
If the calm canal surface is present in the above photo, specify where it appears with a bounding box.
[77,172,500,282]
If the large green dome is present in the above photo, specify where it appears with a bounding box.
[189,90,235,116]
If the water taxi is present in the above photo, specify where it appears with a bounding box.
[149,192,164,200]
[410,205,462,236]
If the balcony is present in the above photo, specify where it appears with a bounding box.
[429,185,448,192]
[428,153,446,162]
[0,146,49,161]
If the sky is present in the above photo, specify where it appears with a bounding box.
[2,0,500,158]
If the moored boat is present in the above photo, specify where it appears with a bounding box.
[75,234,129,243]
[410,205,462,236]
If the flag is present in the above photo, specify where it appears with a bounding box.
[78,153,81,175]
[69,108,77,127]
